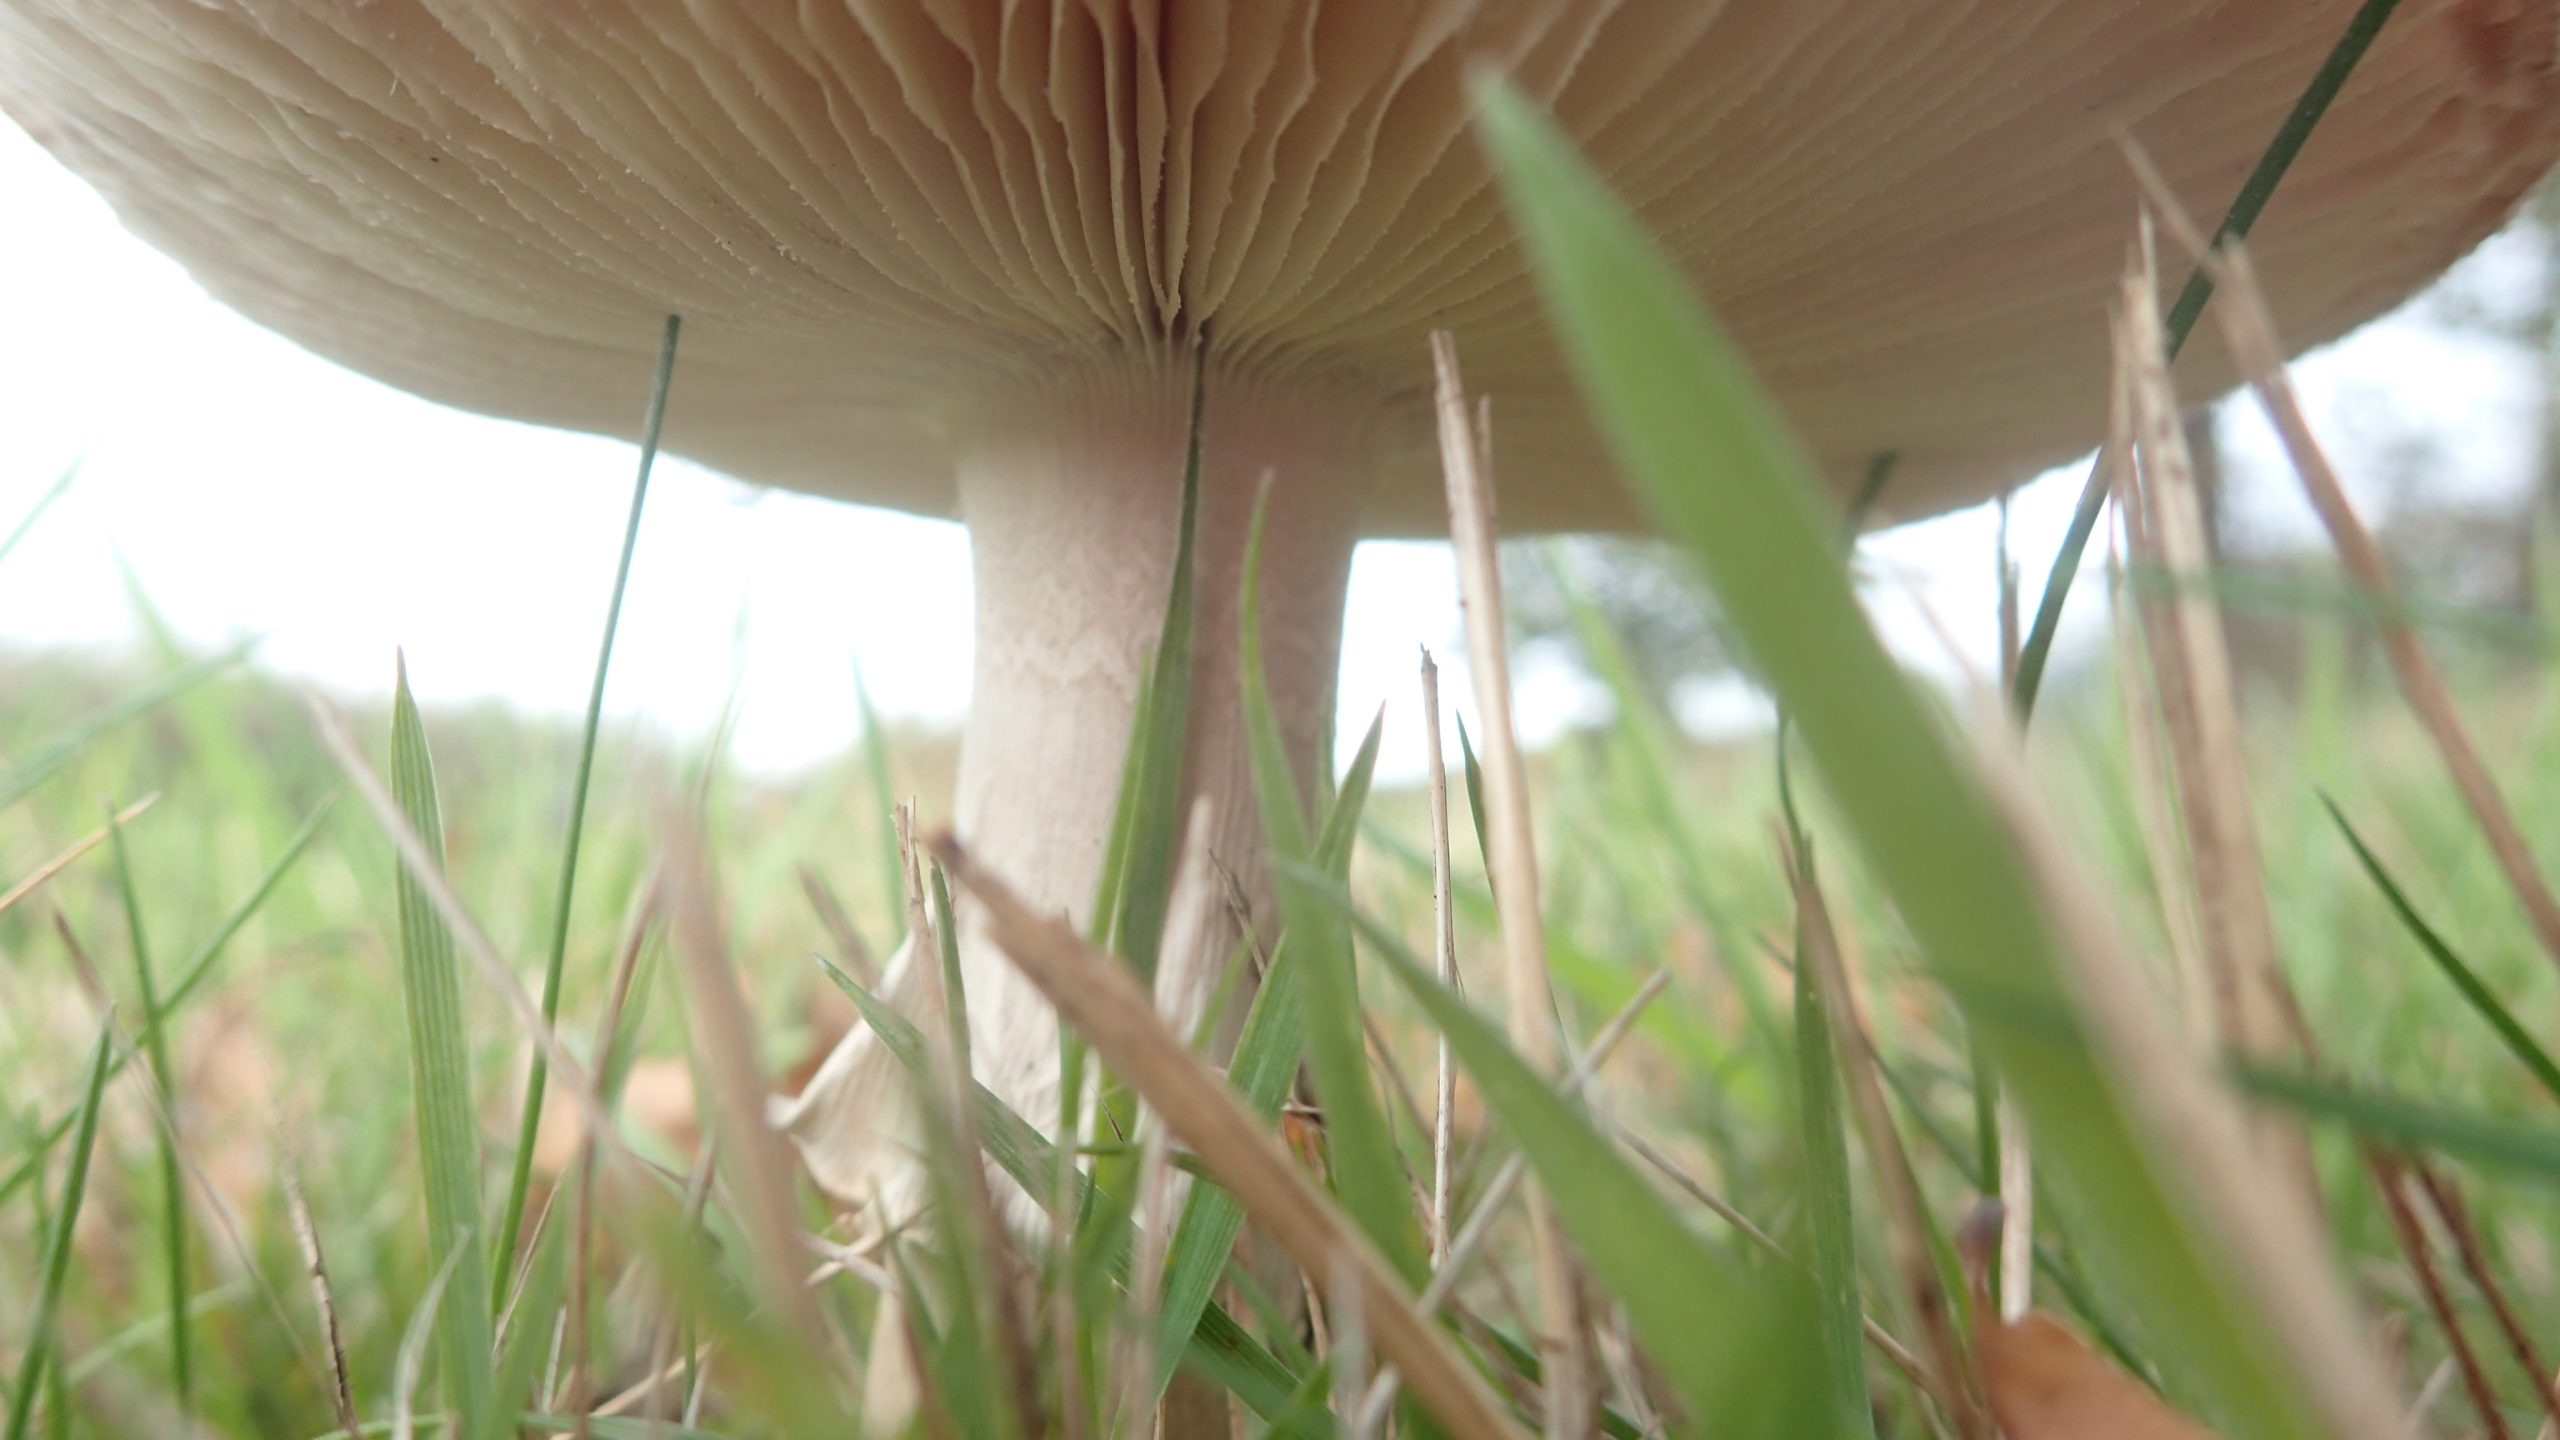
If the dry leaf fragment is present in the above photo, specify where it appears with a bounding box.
[1979,1312,2221,1440]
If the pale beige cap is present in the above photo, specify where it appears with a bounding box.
[5,1,2552,528]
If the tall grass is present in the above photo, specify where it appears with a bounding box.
[8,59,2560,1440]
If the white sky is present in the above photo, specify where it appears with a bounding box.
[0,117,2545,780]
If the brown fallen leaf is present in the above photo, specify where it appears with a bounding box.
[1958,1200,2219,1440]
[1978,1310,2220,1440]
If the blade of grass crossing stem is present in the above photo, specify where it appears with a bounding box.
[811,956,1317,1427]
[2322,797,2560,1107]
[3,1023,113,1440]
[1240,491,1428,1286]
[1077,347,1211,1218]
[1346,893,1831,1437]
[1107,344,1211,982]
[103,809,190,1411]
[0,799,331,1209]
[0,463,77,573]
[921,861,1033,1440]
[0,640,256,813]
[2010,0,2405,717]
[494,313,679,1307]
[1793,877,1878,1439]
[1475,78,2359,1440]
[388,660,497,1435]
[1146,710,1384,1407]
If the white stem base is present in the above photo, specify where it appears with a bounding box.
[782,365,1376,1226]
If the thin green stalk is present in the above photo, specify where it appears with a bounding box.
[2011,0,2407,718]
[0,800,333,1209]
[854,662,904,951]
[0,463,78,573]
[0,639,256,813]
[492,313,680,1306]
[2323,796,2560,1106]
[102,807,188,1411]
[4,1022,115,1440]
[1792,857,1878,1439]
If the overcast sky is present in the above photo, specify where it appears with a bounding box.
[0,118,2546,781]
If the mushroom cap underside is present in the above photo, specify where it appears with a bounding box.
[4,0,2553,533]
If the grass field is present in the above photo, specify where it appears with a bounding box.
[9,73,2560,1440]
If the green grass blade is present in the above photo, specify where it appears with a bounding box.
[494,313,680,1307]
[1336,874,1829,1437]
[1454,717,1492,892]
[0,639,257,813]
[479,1216,568,1440]
[1476,76,2342,1440]
[103,807,190,1411]
[0,799,333,1209]
[1145,708,1386,1406]
[812,955,1320,1429]
[855,662,904,950]
[2322,796,2560,1107]
[2009,0,2407,717]
[388,659,496,1434]
[1791,898,1875,1439]
[4,1022,115,1440]
[1107,345,1211,981]
[0,463,78,574]
[2235,1066,2560,1179]
[1146,937,1308,1404]
[389,1249,465,1440]
[1317,708,1386,881]
[1239,493,1428,1286]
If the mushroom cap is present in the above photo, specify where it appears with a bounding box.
[5,2,2552,532]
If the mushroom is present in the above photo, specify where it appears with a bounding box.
[7,2,2551,1224]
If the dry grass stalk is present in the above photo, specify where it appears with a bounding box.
[1988,499,2039,1324]
[279,1144,360,1440]
[2206,242,2560,976]
[2105,526,2215,1034]
[1782,832,1992,1439]
[2370,1153,2511,1440]
[2110,235,2292,1068]
[2410,1164,2560,1431]
[1420,647,1461,1270]
[1966,735,2402,1440]
[1415,969,1669,1320]
[1617,1129,1932,1394]
[1356,969,1673,1433]
[662,812,827,1344]
[930,831,1529,1440]
[2115,157,2558,1434]
[1430,327,1593,1440]
[0,793,156,920]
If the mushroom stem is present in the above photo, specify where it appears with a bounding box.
[785,364,1376,1225]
